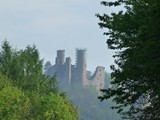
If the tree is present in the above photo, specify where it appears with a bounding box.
[38,93,78,120]
[97,0,160,119]
[0,86,30,120]
[0,41,52,93]
[0,41,79,119]
[0,41,13,77]
[0,73,30,120]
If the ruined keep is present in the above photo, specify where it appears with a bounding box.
[45,49,105,93]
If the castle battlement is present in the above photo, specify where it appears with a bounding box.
[45,49,105,94]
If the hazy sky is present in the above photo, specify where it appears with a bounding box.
[0,0,117,72]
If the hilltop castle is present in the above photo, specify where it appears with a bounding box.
[45,49,105,93]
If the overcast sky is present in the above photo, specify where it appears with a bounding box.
[0,0,118,72]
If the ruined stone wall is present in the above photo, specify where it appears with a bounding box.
[64,57,71,84]
[88,66,105,94]
[46,49,105,93]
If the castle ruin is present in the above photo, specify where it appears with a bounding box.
[45,49,105,93]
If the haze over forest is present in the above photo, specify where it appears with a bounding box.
[0,1,120,119]
[0,0,160,120]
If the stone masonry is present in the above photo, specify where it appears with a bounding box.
[45,49,105,93]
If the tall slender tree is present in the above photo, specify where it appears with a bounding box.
[97,0,160,119]
[0,41,13,76]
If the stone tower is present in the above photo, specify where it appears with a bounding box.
[65,57,71,84]
[56,50,65,65]
[75,49,87,85]
[45,49,105,94]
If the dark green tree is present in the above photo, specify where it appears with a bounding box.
[0,41,52,93]
[0,41,13,77]
[97,0,160,119]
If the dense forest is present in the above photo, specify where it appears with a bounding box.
[0,41,78,120]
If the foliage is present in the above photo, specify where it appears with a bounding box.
[0,41,52,93]
[0,87,30,120]
[97,0,160,119]
[38,93,78,120]
[0,41,79,120]
[0,74,30,120]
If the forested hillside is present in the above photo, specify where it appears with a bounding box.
[55,71,122,120]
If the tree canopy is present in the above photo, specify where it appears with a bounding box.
[0,41,78,120]
[97,0,160,119]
